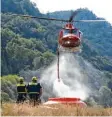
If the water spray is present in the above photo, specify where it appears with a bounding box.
[40,53,90,102]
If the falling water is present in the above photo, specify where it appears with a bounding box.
[40,53,92,101]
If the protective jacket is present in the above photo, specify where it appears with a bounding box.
[27,82,42,94]
[17,83,27,94]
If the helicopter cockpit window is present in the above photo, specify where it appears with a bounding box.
[71,29,78,34]
[63,29,70,35]
[63,29,78,35]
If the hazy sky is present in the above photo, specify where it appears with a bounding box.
[30,0,112,24]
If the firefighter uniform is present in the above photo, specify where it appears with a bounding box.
[16,77,27,103]
[27,77,42,104]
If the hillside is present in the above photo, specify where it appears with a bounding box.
[1,0,41,16]
[1,0,112,108]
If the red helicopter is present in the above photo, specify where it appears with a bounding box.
[58,23,81,52]
[58,11,82,52]
[7,12,106,82]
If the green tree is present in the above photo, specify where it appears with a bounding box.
[99,86,112,107]
[1,0,41,16]
[42,51,55,66]
[1,75,19,101]
[1,92,11,102]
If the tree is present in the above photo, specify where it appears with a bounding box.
[84,97,97,107]
[1,0,41,16]
[99,86,112,107]
[1,92,11,102]
[108,81,112,91]
[1,75,19,101]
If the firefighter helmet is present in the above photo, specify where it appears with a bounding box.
[32,76,37,81]
[19,77,24,82]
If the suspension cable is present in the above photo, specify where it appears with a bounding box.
[57,48,60,82]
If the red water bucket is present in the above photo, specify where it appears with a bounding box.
[45,97,87,107]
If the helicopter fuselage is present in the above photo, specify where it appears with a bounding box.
[58,23,81,51]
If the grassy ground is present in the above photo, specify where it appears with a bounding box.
[1,103,112,116]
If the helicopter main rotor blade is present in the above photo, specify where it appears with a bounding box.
[4,13,106,23]
[69,10,79,22]
[73,20,106,22]
[5,14,69,22]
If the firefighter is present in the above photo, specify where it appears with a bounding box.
[16,77,27,103]
[27,76,42,105]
